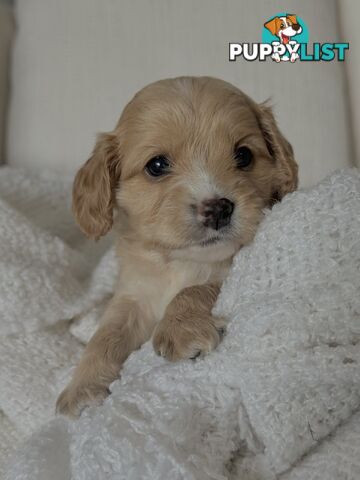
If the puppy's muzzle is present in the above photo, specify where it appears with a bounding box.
[199,198,234,231]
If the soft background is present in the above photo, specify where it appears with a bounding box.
[0,0,359,187]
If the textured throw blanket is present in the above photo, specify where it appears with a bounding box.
[1,166,360,480]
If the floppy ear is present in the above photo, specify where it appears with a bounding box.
[72,132,121,239]
[264,17,280,36]
[256,103,298,201]
[287,14,298,25]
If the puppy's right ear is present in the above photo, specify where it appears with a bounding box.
[256,102,298,201]
[72,132,121,239]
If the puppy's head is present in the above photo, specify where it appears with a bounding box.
[73,77,297,261]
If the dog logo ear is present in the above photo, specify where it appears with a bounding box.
[286,14,298,25]
[264,17,279,36]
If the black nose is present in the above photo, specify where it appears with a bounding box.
[292,23,301,31]
[200,197,234,231]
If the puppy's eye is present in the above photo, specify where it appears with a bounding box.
[145,155,170,177]
[234,146,253,169]
[280,22,285,28]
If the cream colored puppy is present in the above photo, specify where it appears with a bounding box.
[57,76,298,417]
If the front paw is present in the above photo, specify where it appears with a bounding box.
[153,313,226,362]
[56,382,110,418]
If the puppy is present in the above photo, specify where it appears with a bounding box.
[57,76,298,417]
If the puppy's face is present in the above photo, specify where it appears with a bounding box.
[73,77,297,261]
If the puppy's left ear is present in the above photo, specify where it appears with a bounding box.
[72,132,121,239]
[256,102,298,201]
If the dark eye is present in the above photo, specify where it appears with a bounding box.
[145,155,170,177]
[234,146,253,169]
[280,22,285,28]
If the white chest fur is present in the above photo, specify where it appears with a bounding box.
[116,244,232,322]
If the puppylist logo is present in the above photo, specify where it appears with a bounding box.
[229,13,349,62]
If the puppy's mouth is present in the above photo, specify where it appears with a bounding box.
[170,229,240,261]
[281,33,290,44]
[193,225,234,248]
[177,234,225,250]
[198,236,222,247]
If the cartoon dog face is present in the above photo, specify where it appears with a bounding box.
[264,14,302,44]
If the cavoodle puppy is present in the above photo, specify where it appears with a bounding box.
[57,76,298,417]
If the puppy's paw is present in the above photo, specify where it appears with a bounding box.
[153,313,226,362]
[56,382,110,418]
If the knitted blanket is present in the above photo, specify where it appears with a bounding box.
[1,166,360,480]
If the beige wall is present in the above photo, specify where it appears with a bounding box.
[4,0,356,187]
[338,0,360,166]
[0,4,14,163]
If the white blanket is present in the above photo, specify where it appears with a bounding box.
[1,166,360,480]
